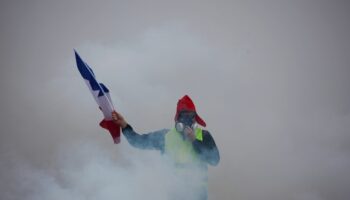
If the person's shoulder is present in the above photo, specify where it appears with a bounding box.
[201,129,211,136]
[201,129,216,140]
[159,129,170,135]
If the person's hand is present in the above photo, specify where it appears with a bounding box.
[183,126,196,142]
[111,111,127,129]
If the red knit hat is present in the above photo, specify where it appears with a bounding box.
[174,95,206,127]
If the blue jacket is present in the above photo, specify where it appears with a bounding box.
[122,124,220,166]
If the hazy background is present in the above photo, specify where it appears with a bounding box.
[1,0,350,199]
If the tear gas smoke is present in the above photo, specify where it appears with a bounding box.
[1,1,350,200]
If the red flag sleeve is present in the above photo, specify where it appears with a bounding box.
[99,119,121,144]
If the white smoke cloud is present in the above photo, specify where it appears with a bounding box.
[1,1,350,200]
[2,140,208,200]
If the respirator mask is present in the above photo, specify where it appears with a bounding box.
[175,112,198,132]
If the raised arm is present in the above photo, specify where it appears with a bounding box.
[112,111,167,151]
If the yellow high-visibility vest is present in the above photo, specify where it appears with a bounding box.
[164,128,203,166]
[164,127,208,196]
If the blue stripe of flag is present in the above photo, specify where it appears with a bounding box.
[74,50,109,97]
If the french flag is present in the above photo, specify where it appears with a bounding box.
[74,50,120,144]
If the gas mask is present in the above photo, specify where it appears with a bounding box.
[175,112,198,132]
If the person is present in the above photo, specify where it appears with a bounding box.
[112,95,220,200]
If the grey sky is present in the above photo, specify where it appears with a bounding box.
[1,0,350,200]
